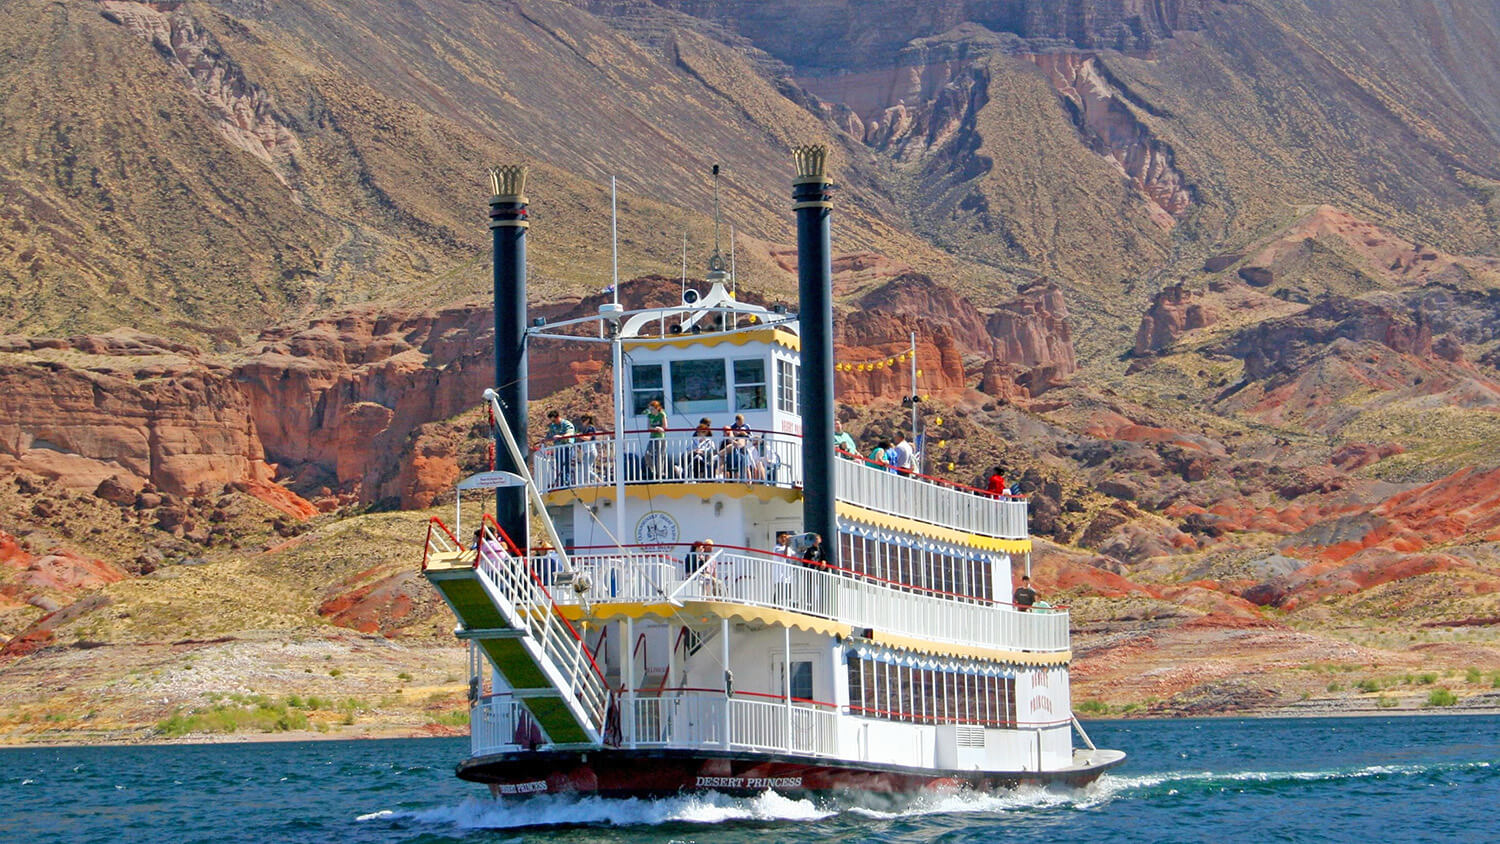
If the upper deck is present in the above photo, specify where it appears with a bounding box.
[533,431,1029,541]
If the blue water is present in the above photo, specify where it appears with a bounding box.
[2,715,1496,843]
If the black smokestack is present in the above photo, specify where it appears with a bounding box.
[489,166,529,547]
[792,146,837,566]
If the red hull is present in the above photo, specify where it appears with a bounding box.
[458,748,1121,798]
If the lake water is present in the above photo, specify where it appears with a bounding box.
[3,715,1495,843]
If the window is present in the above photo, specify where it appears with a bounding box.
[776,358,798,414]
[733,358,767,411]
[631,363,664,415]
[790,660,813,701]
[670,358,728,414]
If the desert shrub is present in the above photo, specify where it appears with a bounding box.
[431,710,470,727]
[1425,689,1458,707]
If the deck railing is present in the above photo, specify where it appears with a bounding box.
[473,690,837,759]
[533,433,804,494]
[834,457,1029,539]
[532,433,1029,540]
[547,548,1069,654]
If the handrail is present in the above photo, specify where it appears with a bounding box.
[550,548,1070,653]
[422,516,463,570]
[534,433,1029,539]
[566,541,1067,608]
[466,515,611,738]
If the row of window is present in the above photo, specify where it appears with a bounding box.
[630,357,800,416]
[847,656,1018,727]
[838,531,1000,602]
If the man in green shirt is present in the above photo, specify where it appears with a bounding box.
[832,420,857,457]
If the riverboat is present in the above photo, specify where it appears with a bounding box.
[420,148,1124,798]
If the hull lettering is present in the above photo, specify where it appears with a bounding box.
[696,775,803,789]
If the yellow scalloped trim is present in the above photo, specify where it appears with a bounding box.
[865,630,1070,666]
[555,600,852,637]
[626,327,800,351]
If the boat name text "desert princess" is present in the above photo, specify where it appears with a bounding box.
[496,780,549,794]
[696,776,803,789]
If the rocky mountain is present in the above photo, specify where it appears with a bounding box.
[3,0,1500,737]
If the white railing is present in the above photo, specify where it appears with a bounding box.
[533,433,804,494]
[835,458,1029,539]
[473,541,610,738]
[472,689,837,759]
[532,434,1028,540]
[470,695,530,755]
[547,549,1070,654]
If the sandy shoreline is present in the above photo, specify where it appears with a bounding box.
[5,703,1499,749]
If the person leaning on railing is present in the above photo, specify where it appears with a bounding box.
[544,410,576,486]
[833,420,857,457]
[576,414,601,482]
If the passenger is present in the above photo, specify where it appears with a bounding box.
[772,531,794,606]
[890,434,914,474]
[801,532,826,564]
[545,410,576,485]
[644,399,667,479]
[535,541,562,590]
[743,435,765,481]
[1012,574,1037,612]
[683,539,714,575]
[576,413,601,482]
[832,420,857,457]
[773,530,792,557]
[986,466,1008,498]
[720,426,751,480]
[757,434,781,482]
[730,413,750,434]
[690,418,716,479]
[866,440,891,469]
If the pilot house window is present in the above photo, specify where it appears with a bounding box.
[631,364,665,415]
[733,359,767,411]
[670,358,728,414]
[776,358,798,414]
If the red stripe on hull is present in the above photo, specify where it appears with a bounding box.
[458,749,1120,798]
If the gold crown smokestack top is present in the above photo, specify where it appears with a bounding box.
[793,145,837,566]
[489,165,529,547]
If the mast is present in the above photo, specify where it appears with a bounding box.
[792,146,837,566]
[489,165,529,548]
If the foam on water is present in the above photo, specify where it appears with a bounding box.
[358,790,834,831]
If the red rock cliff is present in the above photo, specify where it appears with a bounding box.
[0,331,273,496]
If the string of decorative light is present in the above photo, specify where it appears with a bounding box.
[834,349,922,377]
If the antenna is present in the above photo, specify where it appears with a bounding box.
[712,163,722,260]
[610,176,619,307]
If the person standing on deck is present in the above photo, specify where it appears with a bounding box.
[544,410,576,486]
[890,434,914,474]
[986,467,1008,498]
[1012,575,1037,612]
[576,414,601,482]
[644,399,667,479]
[833,420,857,457]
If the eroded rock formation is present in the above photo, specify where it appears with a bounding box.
[1134,283,1215,355]
[0,331,275,496]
